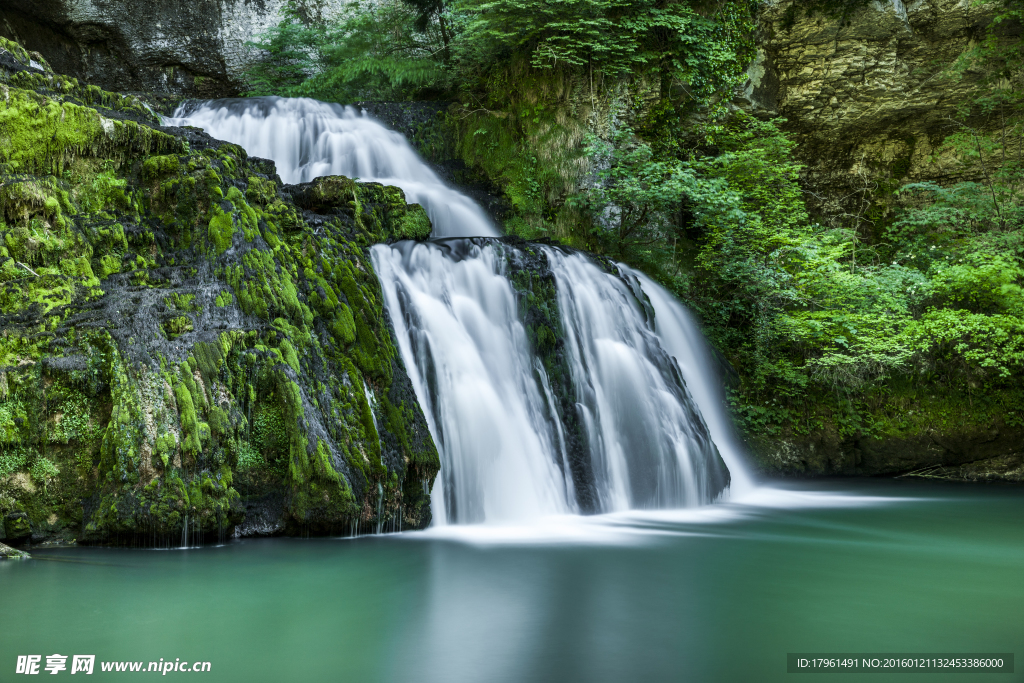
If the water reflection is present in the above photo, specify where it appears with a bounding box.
[2,481,1021,683]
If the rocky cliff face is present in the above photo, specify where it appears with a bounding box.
[0,0,340,97]
[746,0,1011,217]
[0,38,438,546]
[4,0,1007,200]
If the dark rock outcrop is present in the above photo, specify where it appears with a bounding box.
[0,0,302,97]
[0,37,439,546]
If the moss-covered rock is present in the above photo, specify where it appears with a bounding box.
[746,385,1024,481]
[0,38,439,546]
[0,540,30,559]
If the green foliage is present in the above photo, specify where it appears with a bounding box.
[779,0,872,30]
[459,0,755,99]
[587,112,1024,437]
[947,0,1024,117]
[0,448,28,478]
[245,0,447,102]
[30,456,59,487]
[243,1,325,96]
[236,441,265,471]
[245,0,754,111]
[570,124,704,255]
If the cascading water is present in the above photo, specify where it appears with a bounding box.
[630,272,756,496]
[166,97,497,238]
[169,96,751,526]
[372,241,577,524]
[546,250,731,511]
[373,242,731,524]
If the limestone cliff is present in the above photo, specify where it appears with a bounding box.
[0,38,438,546]
[746,0,1015,216]
[0,0,343,97]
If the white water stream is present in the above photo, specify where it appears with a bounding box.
[169,96,756,525]
[166,97,496,238]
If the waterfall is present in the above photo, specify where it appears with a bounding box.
[169,96,749,526]
[372,241,577,524]
[166,97,497,238]
[372,241,730,524]
[545,250,730,511]
[629,272,756,496]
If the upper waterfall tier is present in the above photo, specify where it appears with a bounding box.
[166,97,497,238]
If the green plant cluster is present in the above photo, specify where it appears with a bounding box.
[244,0,755,110]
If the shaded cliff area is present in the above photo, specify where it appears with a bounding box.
[0,0,330,97]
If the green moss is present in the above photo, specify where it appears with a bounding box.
[155,433,176,456]
[191,342,224,384]
[164,315,194,338]
[99,253,122,278]
[280,339,301,374]
[0,37,444,541]
[174,382,201,454]
[0,86,179,175]
[208,207,236,254]
[246,176,278,205]
[208,406,229,436]
[332,304,357,345]
[397,203,433,240]
[0,36,34,67]
[143,155,181,180]
[165,293,199,312]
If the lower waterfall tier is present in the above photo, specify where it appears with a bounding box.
[373,238,732,524]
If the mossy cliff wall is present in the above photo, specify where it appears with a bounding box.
[0,38,439,546]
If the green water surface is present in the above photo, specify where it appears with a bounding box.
[2,480,1021,682]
